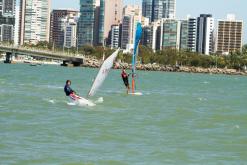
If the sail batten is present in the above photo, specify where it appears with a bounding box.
[88,49,120,97]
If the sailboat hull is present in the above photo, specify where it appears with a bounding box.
[69,94,96,106]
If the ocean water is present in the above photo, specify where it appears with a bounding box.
[0,63,247,165]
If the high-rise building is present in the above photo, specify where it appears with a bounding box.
[141,26,153,48]
[196,14,214,55]
[121,15,131,49]
[19,0,50,45]
[64,21,77,48]
[187,17,197,52]
[216,14,243,55]
[0,0,16,42]
[77,0,100,46]
[142,0,176,22]
[178,17,197,51]
[142,0,152,21]
[180,20,188,50]
[50,10,79,47]
[141,20,162,51]
[98,0,122,45]
[121,5,141,51]
[14,5,19,45]
[153,21,162,51]
[110,25,120,49]
[160,19,181,50]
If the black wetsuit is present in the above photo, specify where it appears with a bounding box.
[121,72,129,87]
[64,84,74,96]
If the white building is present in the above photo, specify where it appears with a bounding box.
[19,0,51,45]
[64,22,77,48]
[14,5,19,45]
[110,25,120,49]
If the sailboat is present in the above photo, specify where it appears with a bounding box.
[72,48,119,106]
[130,22,143,95]
[88,48,120,97]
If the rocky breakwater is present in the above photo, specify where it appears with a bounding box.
[82,58,247,76]
[114,62,247,76]
[82,57,101,68]
[178,66,247,75]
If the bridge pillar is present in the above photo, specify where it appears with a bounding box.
[61,58,84,67]
[61,60,74,67]
[4,52,13,63]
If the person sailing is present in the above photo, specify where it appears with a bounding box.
[121,69,130,93]
[64,80,81,100]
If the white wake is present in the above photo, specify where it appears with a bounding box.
[67,97,104,107]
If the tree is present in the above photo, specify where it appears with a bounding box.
[35,41,51,49]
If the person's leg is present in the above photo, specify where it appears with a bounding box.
[70,93,82,100]
[124,81,129,94]
[127,85,130,94]
[69,93,77,100]
[73,93,82,99]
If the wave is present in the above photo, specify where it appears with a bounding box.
[103,89,124,94]
[94,97,104,104]
[38,85,63,89]
[67,97,96,107]
[67,102,77,106]
[198,97,207,101]
[0,81,5,85]
[43,98,56,104]
[234,125,240,129]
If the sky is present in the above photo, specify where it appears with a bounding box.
[52,0,247,43]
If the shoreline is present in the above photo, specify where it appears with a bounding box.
[2,58,247,76]
[83,59,247,76]
[0,59,62,65]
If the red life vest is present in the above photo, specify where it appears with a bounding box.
[121,71,127,78]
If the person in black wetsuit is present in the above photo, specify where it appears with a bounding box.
[121,69,130,93]
[64,80,75,96]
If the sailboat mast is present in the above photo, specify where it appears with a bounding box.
[131,50,136,93]
[103,40,105,61]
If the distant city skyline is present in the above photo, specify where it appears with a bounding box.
[51,0,247,43]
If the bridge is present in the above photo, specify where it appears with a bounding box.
[0,44,85,66]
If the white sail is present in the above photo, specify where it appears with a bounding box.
[88,48,120,97]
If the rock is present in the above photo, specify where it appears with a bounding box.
[81,57,246,76]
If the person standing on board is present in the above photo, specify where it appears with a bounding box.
[121,69,130,93]
[64,80,81,100]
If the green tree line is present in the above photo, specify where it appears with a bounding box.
[9,41,247,70]
[139,45,247,70]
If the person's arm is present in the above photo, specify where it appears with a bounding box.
[67,86,75,94]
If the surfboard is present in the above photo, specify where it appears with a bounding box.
[128,92,143,96]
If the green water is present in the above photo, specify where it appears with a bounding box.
[0,63,247,164]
